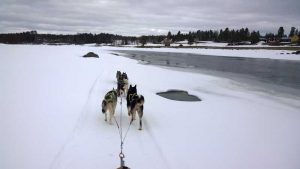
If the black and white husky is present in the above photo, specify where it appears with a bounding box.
[101,89,117,124]
[126,85,145,130]
[117,71,128,97]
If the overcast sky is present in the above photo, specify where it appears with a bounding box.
[0,0,299,36]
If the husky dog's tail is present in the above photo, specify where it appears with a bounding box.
[138,95,144,106]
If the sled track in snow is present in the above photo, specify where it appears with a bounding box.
[142,119,171,169]
[49,71,108,169]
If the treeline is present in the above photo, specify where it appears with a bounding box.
[139,26,299,45]
[1,27,299,45]
[138,28,260,45]
[0,31,137,44]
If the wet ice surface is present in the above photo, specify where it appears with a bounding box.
[113,50,300,97]
[157,89,201,101]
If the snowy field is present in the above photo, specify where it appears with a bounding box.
[1,44,300,169]
[122,41,300,52]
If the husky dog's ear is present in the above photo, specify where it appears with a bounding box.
[130,85,132,87]
[134,85,136,87]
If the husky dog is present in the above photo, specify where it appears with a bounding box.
[127,85,145,130]
[116,71,128,82]
[117,79,128,97]
[116,71,121,81]
[121,72,128,80]
[101,89,117,124]
[117,72,129,97]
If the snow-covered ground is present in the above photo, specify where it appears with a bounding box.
[1,44,300,169]
[123,41,300,50]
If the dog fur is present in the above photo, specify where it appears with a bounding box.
[117,72,128,97]
[116,71,121,81]
[127,85,145,130]
[101,89,117,124]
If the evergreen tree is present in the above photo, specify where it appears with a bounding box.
[277,26,285,38]
[175,31,181,41]
[213,31,218,41]
[235,30,241,42]
[245,28,250,40]
[229,29,235,42]
[187,32,194,45]
[218,29,223,42]
[240,28,245,41]
[139,36,147,46]
[223,28,230,42]
[289,27,296,37]
[250,31,260,44]
[167,31,172,39]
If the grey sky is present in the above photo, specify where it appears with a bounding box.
[0,0,299,36]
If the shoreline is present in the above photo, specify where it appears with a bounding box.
[113,50,300,98]
[133,45,300,51]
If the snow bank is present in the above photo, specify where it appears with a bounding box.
[1,44,300,169]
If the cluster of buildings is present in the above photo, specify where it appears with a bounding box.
[260,35,299,45]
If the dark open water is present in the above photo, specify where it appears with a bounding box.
[113,50,300,96]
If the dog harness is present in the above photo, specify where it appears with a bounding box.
[128,93,138,102]
[118,78,128,85]
[105,90,117,102]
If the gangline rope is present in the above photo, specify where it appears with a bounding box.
[112,96,133,168]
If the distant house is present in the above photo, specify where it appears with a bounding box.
[280,37,291,43]
[267,39,280,45]
[259,37,267,42]
[30,30,37,35]
[266,36,291,45]
[112,40,123,46]
[162,38,172,47]
[174,40,188,45]
[127,40,138,45]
